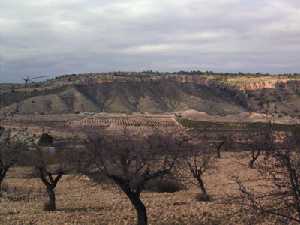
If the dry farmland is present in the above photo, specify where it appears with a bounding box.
[0,152,272,225]
[0,113,297,225]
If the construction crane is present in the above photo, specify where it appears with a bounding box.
[23,75,47,87]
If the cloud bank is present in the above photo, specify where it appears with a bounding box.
[1,0,300,82]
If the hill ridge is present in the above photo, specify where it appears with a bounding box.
[1,73,300,116]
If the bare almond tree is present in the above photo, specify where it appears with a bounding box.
[187,150,214,201]
[29,134,67,211]
[83,129,185,225]
[212,135,231,159]
[236,125,300,224]
[184,135,215,202]
[246,123,275,169]
[0,128,27,195]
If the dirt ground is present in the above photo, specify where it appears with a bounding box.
[0,152,271,225]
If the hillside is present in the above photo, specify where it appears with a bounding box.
[1,73,300,116]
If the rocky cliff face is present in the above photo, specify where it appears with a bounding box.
[1,73,300,116]
[24,73,300,92]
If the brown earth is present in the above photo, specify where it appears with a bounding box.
[0,152,273,225]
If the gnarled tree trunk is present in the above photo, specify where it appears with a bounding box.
[126,192,147,225]
[216,141,225,159]
[111,176,148,225]
[196,175,210,201]
[38,167,63,211]
[0,175,4,196]
[46,186,56,211]
[249,150,261,169]
[0,168,8,196]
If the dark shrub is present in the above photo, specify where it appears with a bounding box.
[145,176,185,193]
[86,172,112,185]
[195,193,211,202]
[38,133,54,146]
[27,167,41,178]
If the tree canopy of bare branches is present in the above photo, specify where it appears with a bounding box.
[186,144,215,201]
[28,134,69,211]
[237,124,300,224]
[0,128,27,195]
[82,128,187,225]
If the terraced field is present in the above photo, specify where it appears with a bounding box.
[68,114,181,134]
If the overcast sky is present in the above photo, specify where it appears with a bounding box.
[1,0,300,82]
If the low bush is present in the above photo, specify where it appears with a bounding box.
[86,172,112,185]
[0,182,36,202]
[145,176,185,193]
[195,193,211,202]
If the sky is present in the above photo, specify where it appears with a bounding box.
[1,0,300,83]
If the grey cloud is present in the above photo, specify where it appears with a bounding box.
[1,0,300,82]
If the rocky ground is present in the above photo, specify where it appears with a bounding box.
[0,152,273,225]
